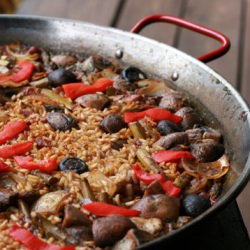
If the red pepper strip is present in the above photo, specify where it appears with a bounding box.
[152,150,195,163]
[9,224,75,250]
[0,160,11,171]
[0,120,27,145]
[0,141,33,159]
[62,78,114,99]
[0,61,34,83]
[133,163,164,184]
[124,108,182,123]
[14,156,58,173]
[132,163,181,197]
[82,202,140,217]
[160,180,182,197]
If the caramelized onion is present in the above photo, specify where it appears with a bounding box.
[181,155,229,179]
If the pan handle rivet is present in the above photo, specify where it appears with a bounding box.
[171,72,179,81]
[115,49,123,59]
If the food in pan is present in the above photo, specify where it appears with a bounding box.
[0,41,229,249]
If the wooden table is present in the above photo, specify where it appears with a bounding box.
[13,0,250,248]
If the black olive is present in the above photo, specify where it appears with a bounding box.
[157,120,182,136]
[47,112,78,131]
[43,104,64,112]
[59,158,88,174]
[100,114,126,133]
[48,68,77,87]
[121,67,147,82]
[182,194,210,217]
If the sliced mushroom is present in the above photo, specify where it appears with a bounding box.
[82,55,110,73]
[159,91,186,111]
[92,215,136,247]
[100,114,126,133]
[190,139,224,162]
[0,188,18,212]
[132,194,180,221]
[51,55,77,67]
[62,204,92,228]
[130,217,163,235]
[75,93,110,110]
[65,225,93,243]
[154,132,189,149]
[32,190,70,216]
[113,78,138,92]
[144,180,164,196]
[31,170,58,185]
[186,126,222,143]
[47,112,78,131]
[112,229,154,250]
[175,107,202,130]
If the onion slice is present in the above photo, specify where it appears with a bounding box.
[181,155,229,179]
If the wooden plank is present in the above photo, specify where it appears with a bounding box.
[237,0,250,236]
[177,0,241,87]
[116,0,184,45]
[241,0,250,103]
[17,0,120,26]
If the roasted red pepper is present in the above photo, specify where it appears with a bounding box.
[0,120,27,145]
[0,141,33,159]
[0,61,34,84]
[152,150,195,163]
[160,180,182,197]
[14,156,58,173]
[9,224,75,250]
[133,163,181,197]
[133,163,164,184]
[124,108,182,123]
[62,78,114,99]
[82,202,140,217]
[0,160,11,171]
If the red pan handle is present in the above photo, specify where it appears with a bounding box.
[130,14,230,63]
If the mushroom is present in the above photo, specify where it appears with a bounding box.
[186,126,222,143]
[0,188,18,212]
[130,217,163,235]
[92,215,135,247]
[100,114,126,133]
[175,107,202,130]
[32,190,70,216]
[190,139,225,162]
[112,229,154,250]
[75,93,110,110]
[64,226,93,243]
[159,91,186,111]
[51,55,77,67]
[132,194,180,221]
[47,112,78,131]
[62,205,92,228]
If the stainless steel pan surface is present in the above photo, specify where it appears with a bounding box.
[0,14,250,249]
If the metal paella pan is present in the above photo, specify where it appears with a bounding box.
[0,14,250,249]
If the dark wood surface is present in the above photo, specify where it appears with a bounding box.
[6,0,250,246]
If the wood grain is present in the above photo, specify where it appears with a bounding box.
[17,0,120,25]
[177,0,241,87]
[116,0,184,45]
[241,0,250,102]
[237,0,250,236]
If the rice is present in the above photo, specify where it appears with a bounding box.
[0,43,229,249]
[0,93,145,248]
